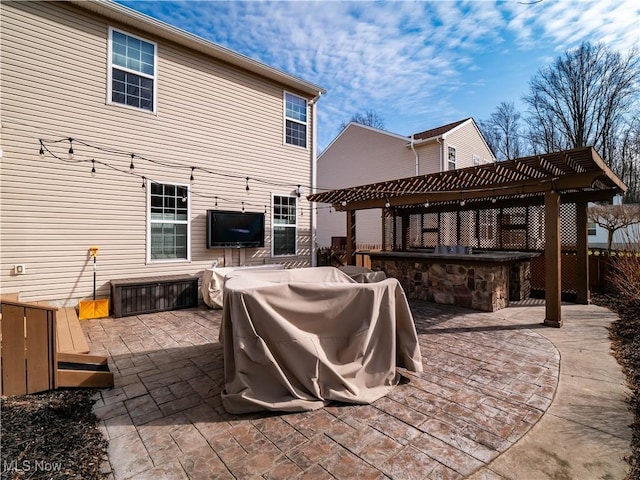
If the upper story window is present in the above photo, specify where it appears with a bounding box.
[284,92,307,148]
[447,146,456,170]
[272,194,298,256]
[148,182,190,261]
[108,28,156,113]
[588,221,597,236]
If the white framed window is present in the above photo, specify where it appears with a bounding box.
[473,154,480,166]
[447,146,456,170]
[588,221,597,236]
[148,182,190,262]
[108,28,157,113]
[284,92,307,148]
[272,194,298,256]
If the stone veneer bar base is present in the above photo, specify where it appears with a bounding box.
[370,251,535,312]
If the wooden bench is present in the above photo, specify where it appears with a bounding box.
[55,306,90,354]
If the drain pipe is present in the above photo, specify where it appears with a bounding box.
[310,90,323,267]
[437,137,443,171]
[410,134,419,176]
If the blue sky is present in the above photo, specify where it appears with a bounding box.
[116,0,639,150]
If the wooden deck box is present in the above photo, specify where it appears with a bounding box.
[110,274,199,318]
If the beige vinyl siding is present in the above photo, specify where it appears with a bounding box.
[1,1,316,305]
[316,125,416,247]
[443,122,495,169]
[414,142,442,176]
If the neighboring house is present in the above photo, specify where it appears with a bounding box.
[316,118,496,247]
[0,0,324,305]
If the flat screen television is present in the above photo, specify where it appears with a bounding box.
[206,210,265,248]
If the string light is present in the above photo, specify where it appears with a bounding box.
[215,196,218,208]
[384,197,391,208]
[190,167,195,185]
[460,199,466,207]
[91,159,96,177]
[141,176,146,190]
[242,201,245,213]
[129,154,135,173]
[39,137,317,199]
[491,197,497,204]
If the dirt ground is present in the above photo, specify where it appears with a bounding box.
[1,296,638,480]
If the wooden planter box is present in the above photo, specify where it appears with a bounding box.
[110,274,199,318]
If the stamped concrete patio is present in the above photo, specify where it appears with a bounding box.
[83,299,631,480]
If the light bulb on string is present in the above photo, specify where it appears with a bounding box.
[460,199,466,207]
[141,176,146,190]
[68,138,74,159]
[214,196,218,208]
[39,142,45,159]
[424,199,430,208]
[129,154,135,173]
[190,167,195,186]
[385,198,391,208]
[242,201,245,213]
[245,177,250,193]
[181,187,187,203]
[491,197,497,204]
[91,159,96,177]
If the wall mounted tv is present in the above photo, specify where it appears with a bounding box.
[206,210,265,248]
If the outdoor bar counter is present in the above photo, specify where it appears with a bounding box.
[369,250,539,312]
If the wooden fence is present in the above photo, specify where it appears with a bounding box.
[0,301,57,396]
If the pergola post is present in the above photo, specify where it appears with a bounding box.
[401,214,410,250]
[575,201,591,304]
[544,191,562,327]
[346,209,356,265]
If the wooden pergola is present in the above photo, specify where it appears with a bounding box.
[308,147,627,327]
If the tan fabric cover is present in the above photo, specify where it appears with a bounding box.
[220,267,422,413]
[339,265,387,283]
[201,264,284,308]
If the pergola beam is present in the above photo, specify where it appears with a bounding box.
[332,171,608,212]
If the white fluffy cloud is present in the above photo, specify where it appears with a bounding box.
[119,0,639,148]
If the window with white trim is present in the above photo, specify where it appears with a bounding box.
[447,146,456,170]
[284,92,307,148]
[108,28,156,112]
[149,183,190,261]
[588,221,597,236]
[272,195,297,256]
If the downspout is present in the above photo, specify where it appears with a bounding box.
[437,137,443,171]
[410,134,419,176]
[310,91,322,267]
